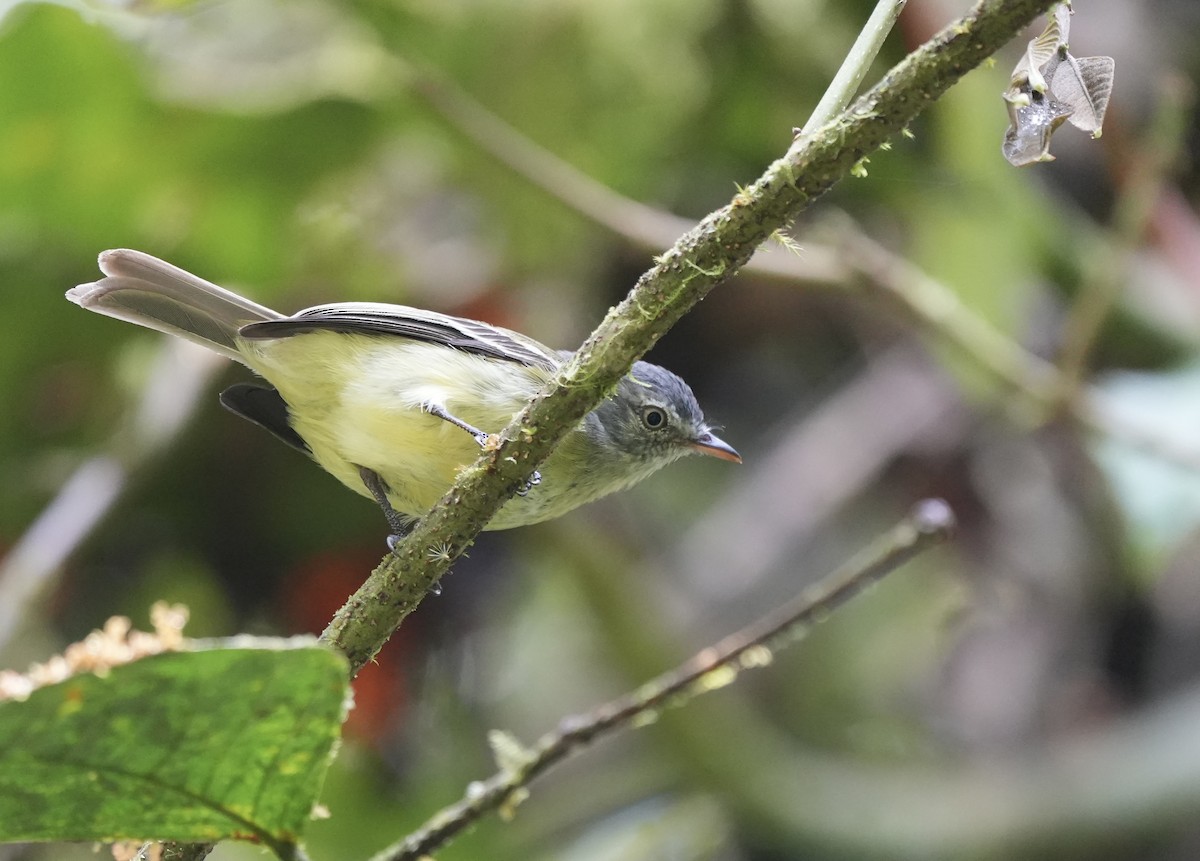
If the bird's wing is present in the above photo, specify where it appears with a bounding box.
[238,302,560,371]
[219,382,311,454]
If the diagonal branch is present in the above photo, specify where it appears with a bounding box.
[321,0,1059,676]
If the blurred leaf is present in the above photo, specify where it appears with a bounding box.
[0,640,348,852]
[0,4,382,277]
[1093,365,1200,572]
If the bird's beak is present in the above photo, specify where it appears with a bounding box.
[689,430,742,463]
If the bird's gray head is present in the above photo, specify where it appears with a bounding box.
[587,361,740,469]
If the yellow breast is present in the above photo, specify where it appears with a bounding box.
[237,332,554,518]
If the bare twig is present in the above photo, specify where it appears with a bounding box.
[801,0,908,134]
[374,500,955,861]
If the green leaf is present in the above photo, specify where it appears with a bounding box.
[0,640,349,855]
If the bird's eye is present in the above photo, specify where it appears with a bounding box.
[641,406,667,430]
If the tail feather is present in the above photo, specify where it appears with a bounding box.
[67,249,282,362]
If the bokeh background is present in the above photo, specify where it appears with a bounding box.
[4,0,1200,859]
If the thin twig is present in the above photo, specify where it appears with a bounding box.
[802,0,908,134]
[374,500,955,861]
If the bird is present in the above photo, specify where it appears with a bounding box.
[67,249,740,535]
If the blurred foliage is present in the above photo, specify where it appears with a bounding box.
[4,1,1200,860]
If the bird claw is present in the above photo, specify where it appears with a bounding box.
[516,470,542,496]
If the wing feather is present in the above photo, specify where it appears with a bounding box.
[238,303,560,371]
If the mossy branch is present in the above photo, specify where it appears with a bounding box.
[321,0,1058,675]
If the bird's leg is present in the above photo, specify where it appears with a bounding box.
[421,402,542,495]
[358,466,410,550]
[358,468,444,596]
[421,402,492,448]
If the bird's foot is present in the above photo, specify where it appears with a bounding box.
[422,402,492,449]
[358,465,411,553]
[515,469,542,497]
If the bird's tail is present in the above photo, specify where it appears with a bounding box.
[66,249,283,362]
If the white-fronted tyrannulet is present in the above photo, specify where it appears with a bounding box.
[67,250,740,534]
